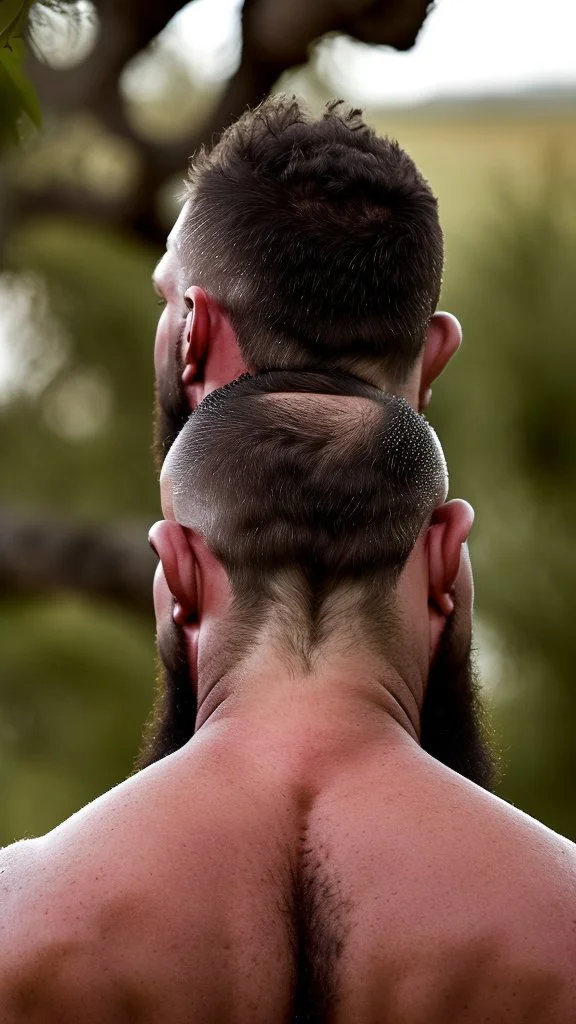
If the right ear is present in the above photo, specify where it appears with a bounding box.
[419,312,462,411]
[149,519,198,625]
[426,499,474,657]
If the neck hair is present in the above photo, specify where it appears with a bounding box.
[223,567,402,677]
[193,580,421,741]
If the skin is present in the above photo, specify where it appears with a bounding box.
[1,492,575,1022]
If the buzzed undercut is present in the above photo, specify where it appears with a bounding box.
[181,97,444,384]
[166,371,447,663]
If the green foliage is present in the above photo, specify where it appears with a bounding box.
[2,220,162,518]
[0,0,40,148]
[0,219,163,841]
[0,596,155,844]
[432,158,576,840]
[0,0,32,47]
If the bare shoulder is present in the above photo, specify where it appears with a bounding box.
[0,759,211,1021]
[0,837,61,1021]
[315,742,576,1023]
[0,836,38,931]
[401,749,576,922]
[0,734,293,1023]
[0,836,44,947]
[434,751,576,876]
[414,756,576,1014]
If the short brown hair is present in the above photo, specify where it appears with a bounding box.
[167,371,446,661]
[181,97,444,384]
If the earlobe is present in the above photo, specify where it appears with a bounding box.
[419,312,462,411]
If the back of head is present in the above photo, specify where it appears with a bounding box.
[167,371,447,662]
[181,97,443,384]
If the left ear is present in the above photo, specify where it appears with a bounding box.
[427,499,474,652]
[419,312,462,411]
[180,286,213,407]
[149,519,198,625]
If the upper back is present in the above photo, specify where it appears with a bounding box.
[304,739,576,1023]
[1,717,575,1024]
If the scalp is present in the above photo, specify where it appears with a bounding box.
[256,392,381,465]
[166,372,446,598]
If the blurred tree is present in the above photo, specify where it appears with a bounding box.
[433,157,576,840]
[0,0,39,150]
[0,217,161,842]
[16,0,433,244]
[0,0,438,840]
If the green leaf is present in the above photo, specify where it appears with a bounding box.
[0,55,22,144]
[0,36,41,128]
[0,0,32,48]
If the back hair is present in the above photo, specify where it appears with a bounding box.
[167,371,447,662]
[182,96,443,384]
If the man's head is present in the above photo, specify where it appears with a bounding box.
[153,97,462,462]
[142,371,495,789]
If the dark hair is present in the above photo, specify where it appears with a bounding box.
[167,370,446,658]
[181,97,443,384]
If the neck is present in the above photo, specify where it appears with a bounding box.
[193,635,423,745]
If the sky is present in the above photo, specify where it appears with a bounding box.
[170,0,576,104]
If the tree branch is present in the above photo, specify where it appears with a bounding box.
[15,0,435,247]
[0,511,156,615]
[28,0,187,113]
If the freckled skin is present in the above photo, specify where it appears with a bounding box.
[1,703,575,1023]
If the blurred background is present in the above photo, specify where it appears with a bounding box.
[1,0,575,844]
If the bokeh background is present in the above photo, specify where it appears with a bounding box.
[1,0,575,844]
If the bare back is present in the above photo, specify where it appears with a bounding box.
[1,705,575,1023]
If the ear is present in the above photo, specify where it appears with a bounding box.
[427,499,474,653]
[181,286,213,392]
[149,519,198,625]
[419,312,462,411]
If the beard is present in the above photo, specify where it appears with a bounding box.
[136,615,197,772]
[420,608,498,792]
[153,344,190,470]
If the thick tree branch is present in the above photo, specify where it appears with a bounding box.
[243,0,434,66]
[15,0,434,247]
[28,0,187,113]
[0,511,156,615]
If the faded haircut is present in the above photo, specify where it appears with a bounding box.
[180,96,443,384]
[166,371,447,661]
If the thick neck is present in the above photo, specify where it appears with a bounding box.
[192,633,423,745]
